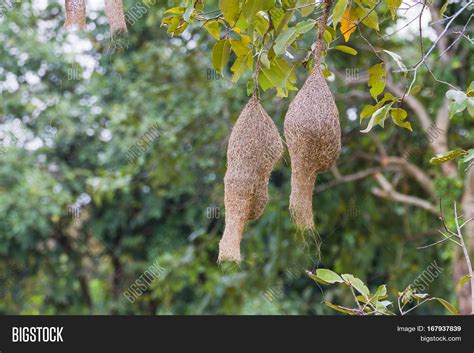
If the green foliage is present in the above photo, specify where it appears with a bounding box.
[368,62,386,100]
[161,0,385,100]
[360,93,412,133]
[460,150,474,171]
[159,0,423,136]
[388,0,402,19]
[332,0,349,29]
[457,274,472,292]
[310,270,458,315]
[430,148,468,165]
[309,268,344,284]
[334,45,358,55]
[446,82,474,118]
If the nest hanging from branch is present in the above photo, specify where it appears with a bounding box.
[218,95,283,262]
[283,0,341,231]
[64,0,86,30]
[104,0,128,34]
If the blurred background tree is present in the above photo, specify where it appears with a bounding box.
[0,0,472,314]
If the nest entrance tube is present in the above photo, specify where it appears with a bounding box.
[105,0,128,34]
[218,95,283,263]
[64,0,86,30]
[289,172,317,230]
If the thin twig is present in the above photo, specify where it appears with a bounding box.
[401,298,431,315]
[417,234,458,249]
[403,0,473,97]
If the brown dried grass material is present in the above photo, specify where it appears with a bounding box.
[218,95,283,262]
[284,65,341,231]
[105,0,128,34]
[247,179,268,221]
[64,0,86,30]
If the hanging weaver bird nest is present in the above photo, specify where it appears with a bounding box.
[218,95,283,263]
[283,0,341,231]
[104,0,128,34]
[63,0,128,34]
[64,0,86,30]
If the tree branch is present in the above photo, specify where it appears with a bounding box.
[371,173,438,214]
[383,156,436,197]
[315,167,384,192]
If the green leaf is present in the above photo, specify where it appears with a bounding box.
[355,294,369,304]
[411,85,421,95]
[430,148,468,165]
[165,6,186,15]
[242,0,274,25]
[230,36,253,79]
[269,7,285,29]
[360,93,396,122]
[212,39,231,74]
[375,284,387,298]
[295,19,317,34]
[246,79,254,95]
[274,27,298,55]
[164,16,188,36]
[204,21,221,40]
[360,104,376,121]
[258,71,272,91]
[230,56,247,82]
[273,57,297,83]
[323,301,358,315]
[457,274,471,292]
[446,89,468,118]
[326,26,337,38]
[430,298,458,315]
[391,108,412,131]
[413,292,429,300]
[467,81,474,96]
[334,45,358,55]
[301,5,316,17]
[368,62,386,100]
[439,0,449,17]
[230,37,251,57]
[460,149,474,164]
[258,57,296,97]
[341,274,370,296]
[461,149,474,171]
[309,273,329,285]
[360,103,392,133]
[466,97,474,117]
[399,286,415,305]
[297,0,316,16]
[254,11,270,38]
[183,0,194,22]
[383,49,407,74]
[161,15,176,26]
[324,29,333,45]
[332,0,349,29]
[219,0,240,25]
[260,51,271,69]
[355,5,379,31]
[260,68,285,96]
[465,83,474,115]
[377,300,393,310]
[314,269,344,284]
[387,0,402,19]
